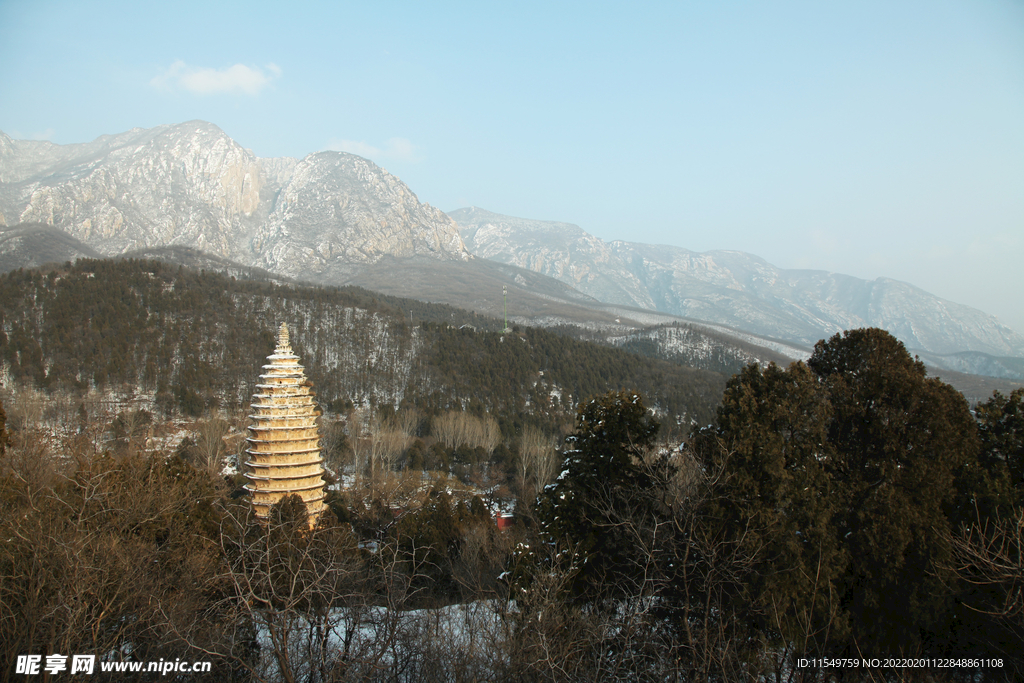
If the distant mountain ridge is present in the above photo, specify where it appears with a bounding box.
[451,207,1024,358]
[453,206,655,310]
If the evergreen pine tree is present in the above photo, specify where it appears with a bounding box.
[535,389,660,603]
[977,388,1024,507]
[699,329,981,659]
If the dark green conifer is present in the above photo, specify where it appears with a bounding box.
[977,388,1024,507]
[535,389,660,603]
[699,328,981,659]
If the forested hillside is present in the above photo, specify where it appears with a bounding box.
[0,258,726,435]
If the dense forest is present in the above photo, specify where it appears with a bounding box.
[0,260,1022,681]
[0,258,727,436]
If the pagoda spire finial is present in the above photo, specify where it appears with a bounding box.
[278,323,290,350]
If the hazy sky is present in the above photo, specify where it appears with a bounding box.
[2,0,1022,334]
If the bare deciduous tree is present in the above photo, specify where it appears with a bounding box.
[432,410,501,455]
[951,509,1024,622]
[945,508,1024,678]
[516,424,559,501]
[431,410,462,451]
[0,432,226,679]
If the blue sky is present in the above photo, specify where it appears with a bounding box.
[2,0,1023,334]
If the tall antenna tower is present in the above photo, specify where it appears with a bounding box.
[503,285,509,333]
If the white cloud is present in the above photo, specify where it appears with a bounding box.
[326,137,423,163]
[151,61,280,95]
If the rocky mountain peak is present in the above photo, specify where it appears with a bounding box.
[252,150,468,280]
[0,121,468,278]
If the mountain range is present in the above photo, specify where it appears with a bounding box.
[1,121,1022,379]
[452,207,1024,359]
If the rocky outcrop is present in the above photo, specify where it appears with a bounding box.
[3,123,264,258]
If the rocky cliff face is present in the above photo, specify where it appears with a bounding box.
[1,123,265,259]
[450,208,1024,358]
[0,122,469,277]
[253,152,468,281]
